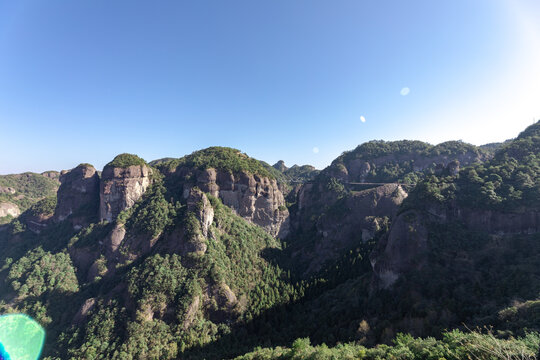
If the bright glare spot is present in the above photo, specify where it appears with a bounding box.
[400,87,410,96]
[312,147,319,154]
[360,116,366,123]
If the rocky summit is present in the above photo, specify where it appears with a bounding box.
[2,123,540,359]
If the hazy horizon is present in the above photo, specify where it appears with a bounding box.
[1,0,539,174]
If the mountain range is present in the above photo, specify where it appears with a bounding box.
[1,122,540,359]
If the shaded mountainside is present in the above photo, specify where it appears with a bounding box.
[282,139,491,277]
[367,121,540,337]
[2,126,540,359]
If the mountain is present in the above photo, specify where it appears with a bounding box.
[1,125,540,359]
[272,161,320,183]
[0,172,60,224]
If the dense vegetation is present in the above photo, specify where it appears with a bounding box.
[1,123,540,359]
[236,331,540,360]
[27,196,57,217]
[156,147,282,180]
[105,153,147,168]
[328,139,489,184]
[272,161,320,183]
[337,140,486,164]
[284,166,319,183]
[405,121,540,211]
[16,182,299,359]
[0,172,59,217]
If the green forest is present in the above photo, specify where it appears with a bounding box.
[1,122,540,359]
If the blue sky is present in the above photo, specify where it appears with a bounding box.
[1,0,540,174]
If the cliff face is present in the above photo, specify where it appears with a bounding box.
[371,210,429,288]
[167,167,289,238]
[293,183,408,273]
[457,208,540,235]
[55,164,100,223]
[371,205,540,288]
[326,140,489,184]
[99,165,152,222]
[329,152,485,183]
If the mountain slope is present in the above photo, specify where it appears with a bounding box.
[1,126,540,359]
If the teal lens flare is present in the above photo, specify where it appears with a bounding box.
[0,315,44,360]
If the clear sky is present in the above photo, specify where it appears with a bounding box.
[1,0,540,174]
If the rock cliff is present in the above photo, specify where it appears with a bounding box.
[166,166,289,238]
[327,140,489,183]
[371,204,540,288]
[99,158,152,222]
[371,210,429,288]
[292,182,408,273]
[55,164,100,224]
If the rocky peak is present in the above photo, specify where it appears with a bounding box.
[99,154,152,222]
[55,164,100,222]
[187,168,289,238]
[273,160,288,172]
[158,148,290,238]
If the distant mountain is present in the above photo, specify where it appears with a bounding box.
[272,160,320,183]
[0,172,59,224]
[1,124,540,359]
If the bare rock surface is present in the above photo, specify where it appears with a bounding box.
[55,164,100,222]
[170,167,289,238]
[99,165,152,222]
[0,202,20,218]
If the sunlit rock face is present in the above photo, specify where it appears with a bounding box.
[99,165,152,222]
[187,187,214,239]
[0,202,20,218]
[167,167,289,238]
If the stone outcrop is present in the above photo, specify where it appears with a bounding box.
[371,205,540,289]
[187,188,214,238]
[55,164,100,222]
[73,298,96,324]
[328,150,487,183]
[273,160,288,172]
[104,224,127,257]
[99,165,152,222]
[41,171,60,181]
[152,189,214,259]
[294,183,408,273]
[0,186,16,195]
[420,202,540,236]
[0,202,20,218]
[456,208,540,235]
[169,167,289,238]
[371,210,429,288]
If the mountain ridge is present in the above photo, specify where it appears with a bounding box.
[1,123,540,358]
